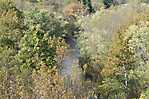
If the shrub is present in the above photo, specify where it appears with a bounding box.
[16,9,73,70]
[0,0,24,48]
[78,3,149,62]
[100,17,149,98]
[78,3,149,98]
[63,2,86,17]
[32,65,73,98]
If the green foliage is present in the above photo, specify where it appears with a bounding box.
[98,78,126,98]
[103,0,113,8]
[78,3,149,61]
[1,0,149,98]
[17,9,69,70]
[78,4,149,98]
[99,20,149,98]
[82,0,95,13]
[24,10,67,37]
[140,88,149,99]
[27,0,42,3]
[0,0,24,48]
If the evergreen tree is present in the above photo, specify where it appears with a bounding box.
[79,0,95,13]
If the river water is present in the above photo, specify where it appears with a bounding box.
[59,36,88,96]
[60,36,81,77]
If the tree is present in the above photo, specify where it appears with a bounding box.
[0,0,24,49]
[103,0,113,8]
[17,10,68,70]
[100,23,149,98]
[103,0,126,8]
[0,1,26,98]
[78,0,95,13]
[78,4,149,98]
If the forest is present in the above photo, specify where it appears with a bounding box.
[0,0,149,99]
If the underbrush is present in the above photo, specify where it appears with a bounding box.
[77,3,149,98]
[0,0,149,99]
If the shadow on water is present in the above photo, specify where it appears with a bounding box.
[60,36,81,76]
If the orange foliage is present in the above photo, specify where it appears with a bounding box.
[63,3,86,16]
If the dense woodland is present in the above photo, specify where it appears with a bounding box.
[0,0,149,99]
